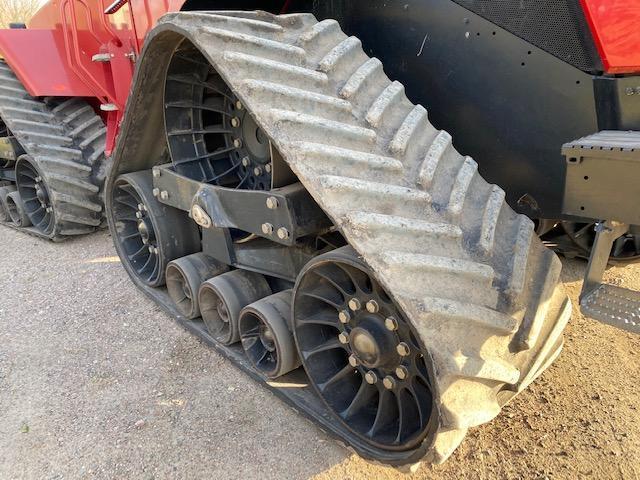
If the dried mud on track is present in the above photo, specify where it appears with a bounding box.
[0,228,638,480]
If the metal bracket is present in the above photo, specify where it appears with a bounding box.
[579,220,640,334]
[152,165,331,246]
[580,220,629,301]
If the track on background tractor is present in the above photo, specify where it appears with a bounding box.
[106,11,572,466]
[0,61,107,240]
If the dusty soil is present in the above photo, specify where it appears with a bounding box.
[0,228,638,480]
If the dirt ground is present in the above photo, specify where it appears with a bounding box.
[0,228,638,480]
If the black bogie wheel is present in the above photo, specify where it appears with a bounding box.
[6,191,31,228]
[15,156,54,234]
[111,171,200,287]
[0,185,17,223]
[164,42,272,190]
[239,290,300,379]
[293,247,435,451]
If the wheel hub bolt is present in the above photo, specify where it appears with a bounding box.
[135,211,143,219]
[138,203,145,211]
[364,371,378,384]
[160,190,169,200]
[385,317,398,331]
[348,298,362,311]
[233,138,242,148]
[231,117,240,128]
[382,376,396,390]
[46,207,52,213]
[395,366,408,380]
[35,176,41,182]
[266,196,279,209]
[235,100,243,110]
[242,156,251,167]
[348,355,359,367]
[265,163,272,173]
[396,342,410,357]
[277,227,290,240]
[338,310,351,324]
[254,166,263,176]
[366,300,379,313]
[338,332,350,345]
[261,223,274,235]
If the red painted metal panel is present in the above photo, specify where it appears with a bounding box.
[0,29,94,96]
[581,0,640,74]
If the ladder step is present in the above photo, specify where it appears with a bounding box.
[581,284,640,334]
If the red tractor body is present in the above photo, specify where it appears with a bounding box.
[0,0,186,153]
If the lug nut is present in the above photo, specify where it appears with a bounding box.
[152,169,161,178]
[396,342,410,357]
[348,355,359,367]
[277,227,290,240]
[261,223,274,235]
[254,166,263,176]
[338,310,351,324]
[160,190,169,200]
[235,100,243,110]
[135,211,143,219]
[152,188,160,197]
[266,196,279,210]
[395,366,408,380]
[35,176,41,182]
[366,300,379,313]
[265,163,272,173]
[364,371,378,385]
[231,117,240,128]
[348,298,362,311]
[383,376,396,390]
[233,138,242,148]
[242,156,251,167]
[385,317,398,331]
[338,332,350,345]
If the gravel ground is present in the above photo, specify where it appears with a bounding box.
[0,227,638,480]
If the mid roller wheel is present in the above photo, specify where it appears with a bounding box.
[110,171,200,287]
[239,290,301,379]
[293,247,436,451]
[5,191,32,228]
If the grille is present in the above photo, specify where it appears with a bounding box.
[452,0,602,73]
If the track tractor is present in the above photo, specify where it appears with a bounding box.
[0,0,638,467]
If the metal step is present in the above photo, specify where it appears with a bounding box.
[581,284,640,334]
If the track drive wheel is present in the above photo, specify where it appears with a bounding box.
[294,247,436,451]
[110,171,201,287]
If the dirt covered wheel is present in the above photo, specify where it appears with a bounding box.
[294,247,435,450]
[107,11,572,463]
[110,171,200,287]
